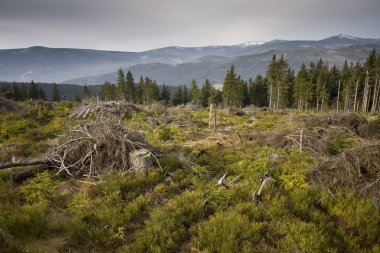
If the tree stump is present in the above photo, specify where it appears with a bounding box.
[129,149,154,172]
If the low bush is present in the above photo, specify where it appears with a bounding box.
[21,171,57,205]
[126,190,206,253]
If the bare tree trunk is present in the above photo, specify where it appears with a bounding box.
[362,70,369,113]
[213,104,217,130]
[354,79,359,112]
[269,81,273,109]
[316,97,319,111]
[321,93,325,111]
[208,104,213,128]
[336,80,341,112]
[376,79,380,112]
[276,84,280,110]
[344,84,349,112]
[371,75,379,112]
[299,128,304,152]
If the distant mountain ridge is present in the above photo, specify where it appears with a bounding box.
[0,35,379,85]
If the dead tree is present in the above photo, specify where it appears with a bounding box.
[336,79,341,112]
[362,70,369,113]
[371,75,379,112]
[354,79,359,112]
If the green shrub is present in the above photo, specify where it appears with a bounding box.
[2,204,48,239]
[327,134,357,155]
[320,193,380,250]
[1,119,37,138]
[21,172,57,205]
[192,210,257,253]
[157,124,186,142]
[277,219,332,253]
[126,190,206,253]
[369,117,380,133]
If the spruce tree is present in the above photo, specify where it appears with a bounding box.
[83,84,92,100]
[172,85,183,106]
[12,83,22,101]
[125,70,135,102]
[294,63,310,110]
[136,76,144,104]
[201,79,212,107]
[222,65,244,107]
[100,81,116,101]
[183,84,189,105]
[116,68,126,100]
[160,84,171,104]
[190,79,200,105]
[52,83,61,101]
[29,80,39,100]
[38,86,46,100]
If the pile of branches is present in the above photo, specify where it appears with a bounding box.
[302,113,369,137]
[47,122,161,177]
[70,101,143,119]
[0,94,23,114]
[309,143,380,200]
[254,123,362,156]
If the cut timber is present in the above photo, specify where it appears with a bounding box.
[0,160,48,170]
[12,166,54,182]
[129,149,154,172]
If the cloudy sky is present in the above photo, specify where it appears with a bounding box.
[1,0,379,51]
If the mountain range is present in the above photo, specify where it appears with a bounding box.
[0,34,379,86]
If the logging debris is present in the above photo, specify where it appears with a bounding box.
[310,143,380,201]
[69,101,143,119]
[302,113,369,137]
[47,121,161,177]
[0,95,24,114]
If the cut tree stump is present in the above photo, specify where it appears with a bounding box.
[129,149,154,172]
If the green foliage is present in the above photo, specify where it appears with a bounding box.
[320,193,380,250]
[126,190,206,253]
[157,124,186,142]
[222,65,245,107]
[1,204,48,239]
[192,209,257,253]
[327,134,357,155]
[1,119,37,137]
[21,172,57,205]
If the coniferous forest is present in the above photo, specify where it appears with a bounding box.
[2,49,379,113]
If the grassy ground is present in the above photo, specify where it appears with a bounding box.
[0,102,379,252]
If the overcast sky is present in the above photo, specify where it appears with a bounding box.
[1,0,379,51]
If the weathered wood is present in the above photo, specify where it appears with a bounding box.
[299,128,304,152]
[0,160,48,170]
[12,166,54,182]
[336,79,341,112]
[129,148,154,172]
[354,79,359,111]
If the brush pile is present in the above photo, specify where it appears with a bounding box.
[310,143,380,200]
[0,95,23,114]
[302,113,369,137]
[253,113,370,156]
[47,121,161,177]
[70,101,143,119]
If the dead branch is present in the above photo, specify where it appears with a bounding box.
[47,121,161,177]
[0,160,48,170]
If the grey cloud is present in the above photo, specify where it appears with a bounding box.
[0,0,379,51]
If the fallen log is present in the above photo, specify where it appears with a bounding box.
[11,166,55,182]
[0,160,49,170]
